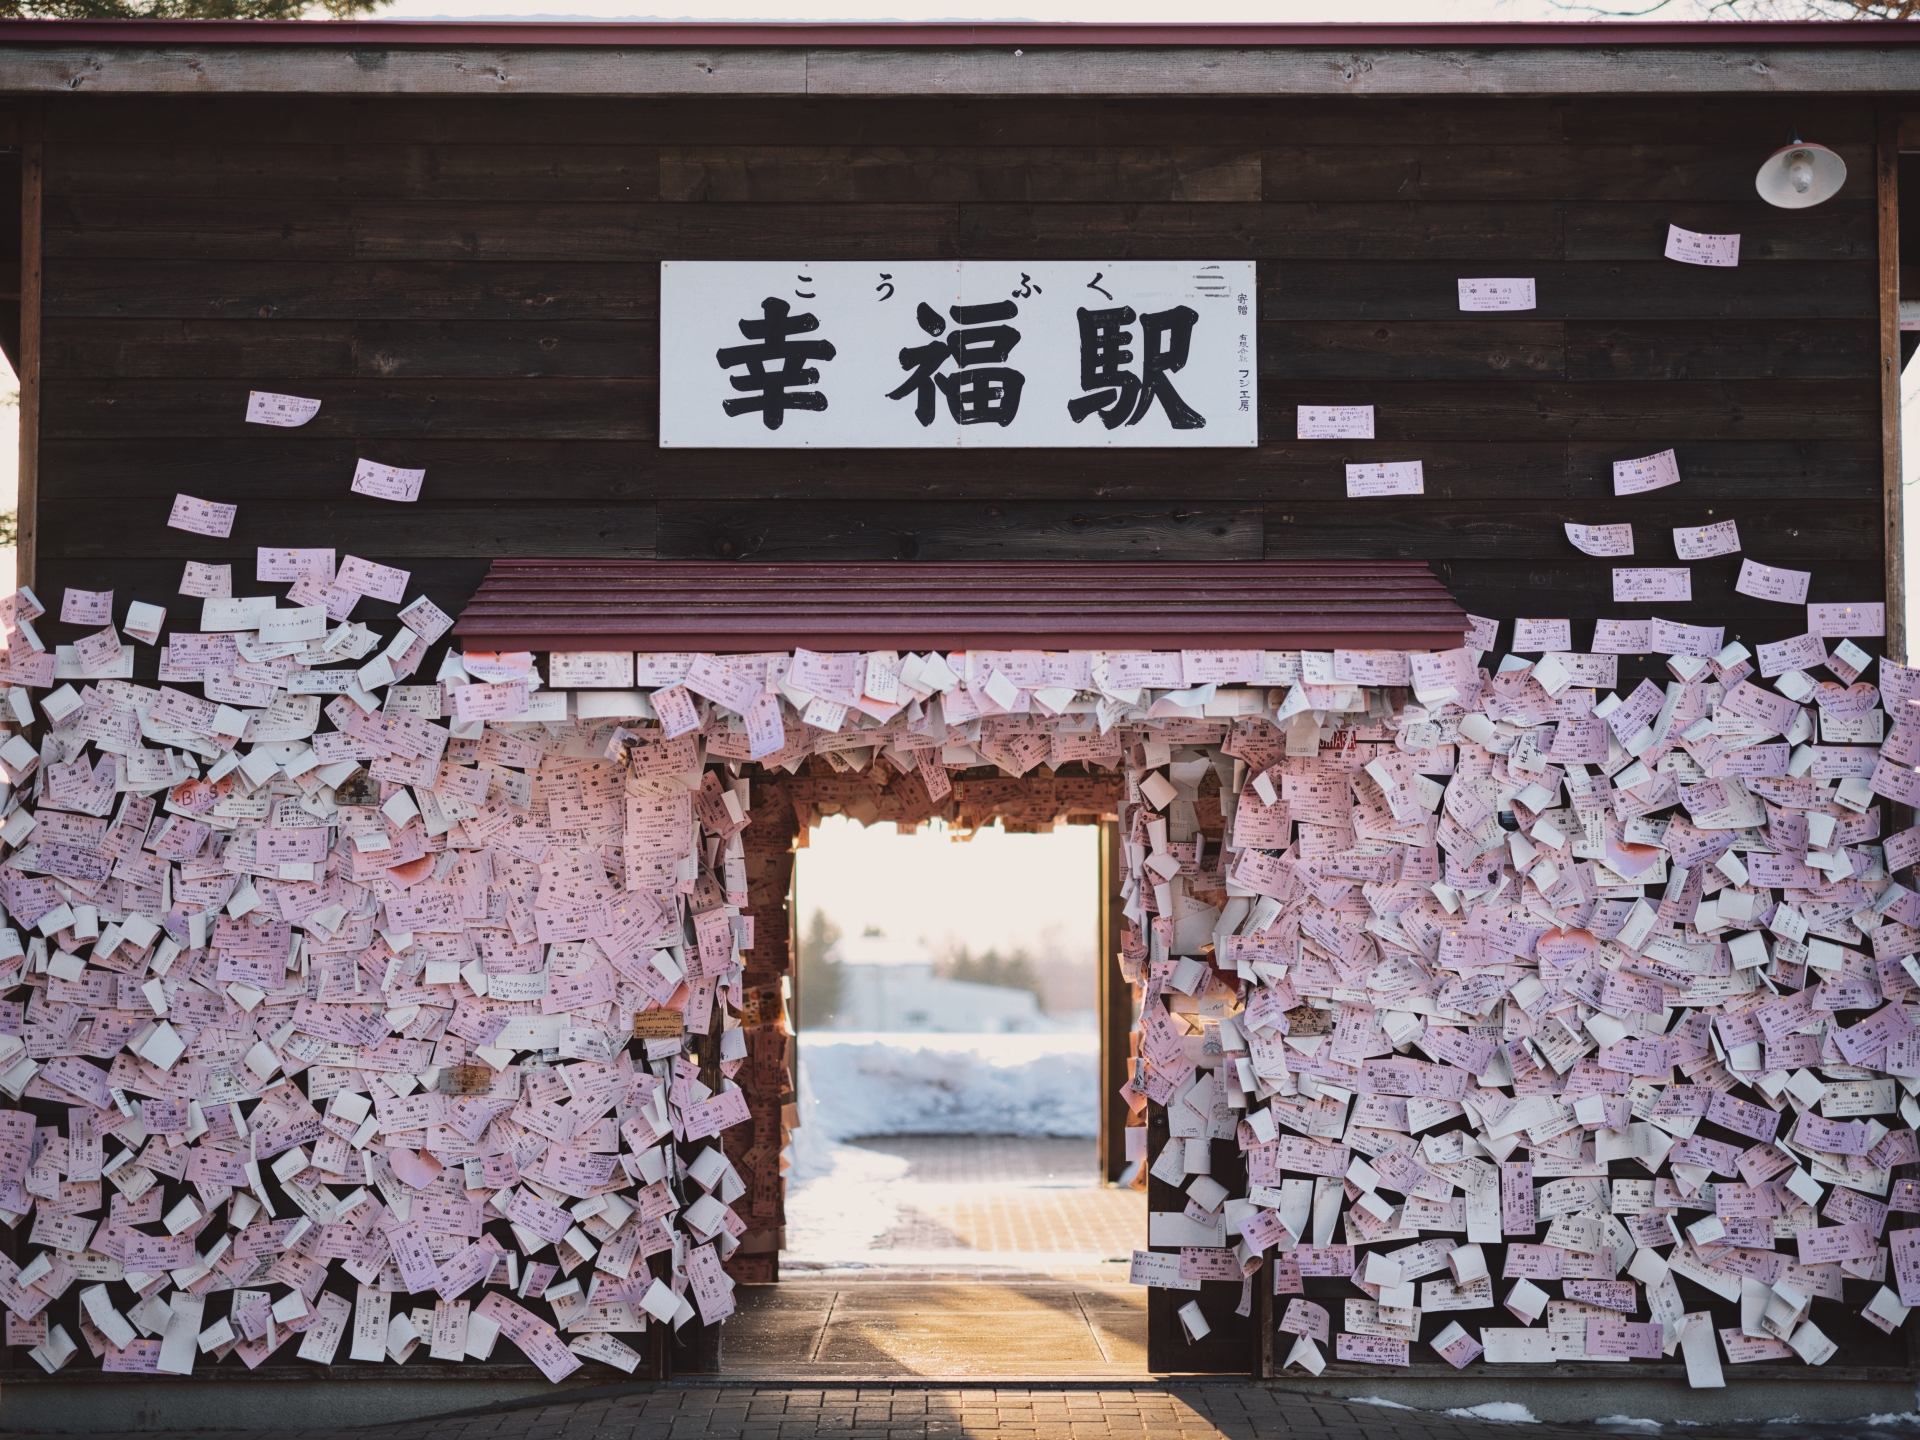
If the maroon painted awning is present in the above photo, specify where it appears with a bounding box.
[452,560,1468,654]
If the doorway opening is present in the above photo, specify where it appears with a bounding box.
[724,806,1149,1378]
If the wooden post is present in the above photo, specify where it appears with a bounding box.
[16,102,38,594]
[1096,819,1129,1183]
[1881,104,1904,665]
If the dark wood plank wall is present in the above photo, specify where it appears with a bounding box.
[28,92,1884,676]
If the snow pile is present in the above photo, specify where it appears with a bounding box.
[797,1033,1099,1145]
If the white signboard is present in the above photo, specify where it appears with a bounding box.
[660,260,1257,448]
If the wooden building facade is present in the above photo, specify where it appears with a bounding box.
[0,21,1905,682]
[0,19,1914,1394]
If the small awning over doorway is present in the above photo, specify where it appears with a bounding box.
[451,560,1468,654]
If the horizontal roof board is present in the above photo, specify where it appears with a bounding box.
[451,558,1470,654]
[0,22,1917,95]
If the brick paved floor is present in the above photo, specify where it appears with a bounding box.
[726,1282,1146,1377]
[0,1383,1705,1440]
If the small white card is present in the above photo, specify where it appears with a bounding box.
[1666,225,1740,268]
[351,459,426,504]
[1513,618,1571,652]
[1565,523,1633,557]
[1673,520,1740,560]
[1346,461,1423,498]
[168,494,236,539]
[1612,449,1680,497]
[1458,278,1536,311]
[1807,602,1884,638]
[1298,405,1373,440]
[1592,619,1652,654]
[1734,559,1811,606]
[245,391,321,427]
[1612,567,1692,604]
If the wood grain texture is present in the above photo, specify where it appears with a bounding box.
[1564,320,1876,382]
[1260,498,1879,561]
[37,95,1874,151]
[38,376,1878,446]
[6,44,1913,99]
[806,47,1920,100]
[962,201,1568,261]
[659,146,1261,203]
[41,256,1877,323]
[18,105,41,592]
[1255,261,1875,322]
[39,496,657,558]
[43,261,663,321]
[1880,106,1906,665]
[38,438,1881,505]
[41,377,654,440]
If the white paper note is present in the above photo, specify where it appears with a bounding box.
[245,391,321,427]
[168,495,237,539]
[1673,520,1739,560]
[1346,462,1423,498]
[1565,523,1633,557]
[1734,559,1812,606]
[1666,226,1740,268]
[1612,568,1691,604]
[1613,450,1680,497]
[1457,278,1536,311]
[351,459,426,504]
[1297,406,1374,440]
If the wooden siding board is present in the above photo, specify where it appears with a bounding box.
[1256,261,1876,321]
[40,377,656,441]
[1563,320,1878,382]
[1260,497,1879,561]
[961,201,1571,261]
[38,497,658,558]
[37,377,1880,445]
[42,95,1567,149]
[40,315,1880,386]
[43,257,1875,322]
[658,146,1262,203]
[22,95,1886,149]
[21,91,1888,714]
[37,438,1880,505]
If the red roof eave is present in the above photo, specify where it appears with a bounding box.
[451,559,1470,656]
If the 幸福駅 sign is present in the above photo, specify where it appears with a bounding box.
[659,260,1257,448]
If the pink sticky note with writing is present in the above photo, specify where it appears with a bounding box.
[61,589,111,625]
[351,458,425,503]
[168,494,237,538]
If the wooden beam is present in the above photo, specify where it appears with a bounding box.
[0,44,1918,97]
[1882,104,1904,665]
[17,102,39,596]
[1097,819,1129,1184]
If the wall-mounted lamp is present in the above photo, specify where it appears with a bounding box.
[1755,132,1848,209]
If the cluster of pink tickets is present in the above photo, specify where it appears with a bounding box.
[0,555,1913,1386]
[1108,616,1920,1382]
[0,559,785,1382]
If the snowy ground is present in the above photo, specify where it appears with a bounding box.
[784,1033,1110,1269]
[793,1033,1098,1160]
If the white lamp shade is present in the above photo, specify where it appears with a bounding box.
[1755,141,1848,209]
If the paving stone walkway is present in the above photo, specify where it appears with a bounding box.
[0,1382,1711,1440]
